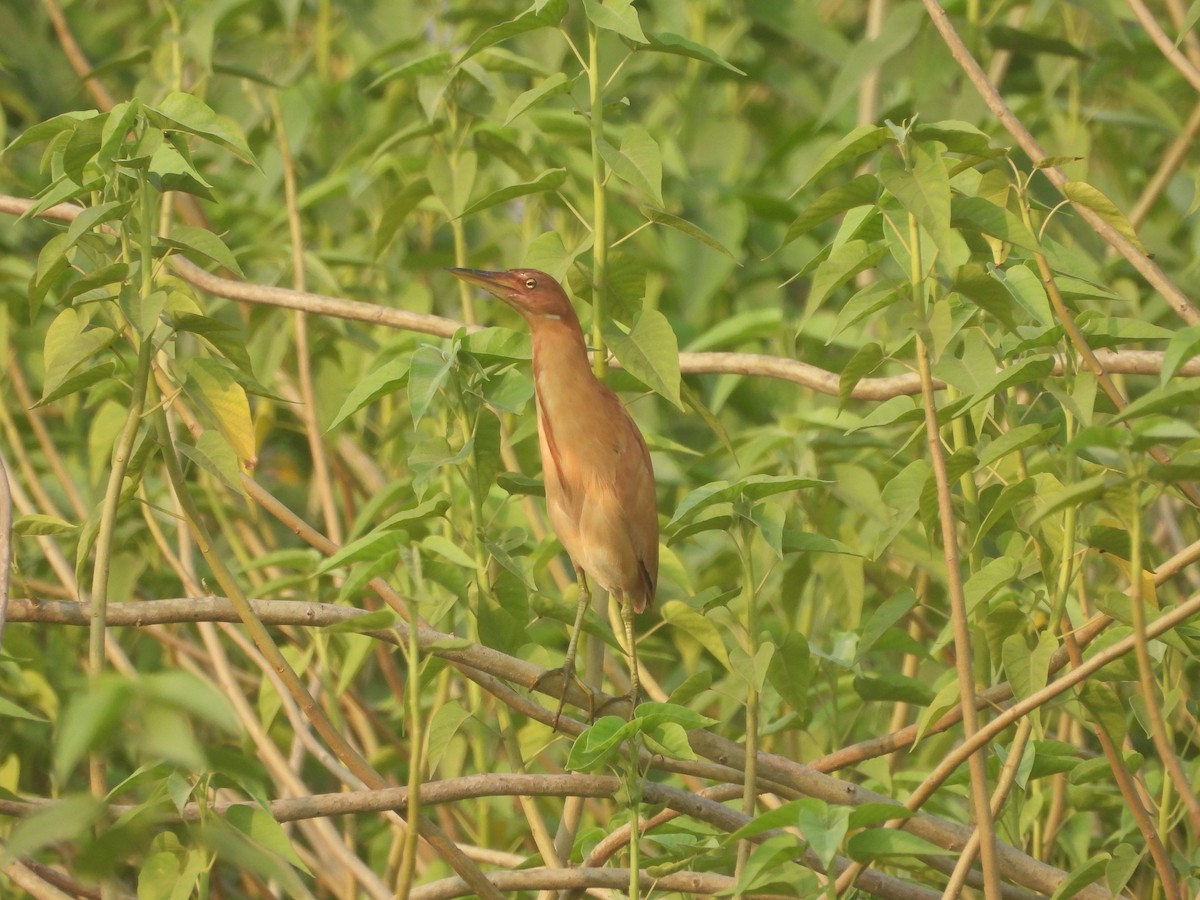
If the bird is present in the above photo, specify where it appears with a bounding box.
[448,267,658,727]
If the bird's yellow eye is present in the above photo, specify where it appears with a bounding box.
[524,278,537,289]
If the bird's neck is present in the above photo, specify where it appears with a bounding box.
[528,314,595,382]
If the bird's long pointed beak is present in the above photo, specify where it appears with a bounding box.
[446,267,515,299]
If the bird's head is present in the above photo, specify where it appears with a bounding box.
[448,268,577,323]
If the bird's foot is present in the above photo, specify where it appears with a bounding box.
[593,687,640,722]
[532,665,594,731]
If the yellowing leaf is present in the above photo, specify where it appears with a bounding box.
[1064,181,1147,254]
[187,358,257,467]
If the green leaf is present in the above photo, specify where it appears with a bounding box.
[1049,855,1108,900]
[457,0,568,63]
[731,643,773,692]
[368,51,452,90]
[879,143,957,265]
[159,225,244,276]
[409,344,455,425]
[730,834,812,895]
[55,676,132,781]
[775,174,881,254]
[988,263,1053,326]
[428,151,477,219]
[667,670,712,706]
[328,355,411,430]
[686,308,782,351]
[1031,473,1123,525]
[41,308,117,400]
[641,720,695,760]
[376,497,451,531]
[641,207,740,261]
[839,341,884,408]
[60,261,129,306]
[322,608,400,634]
[951,195,1039,251]
[0,795,105,865]
[1002,631,1057,699]
[659,600,731,669]
[848,803,912,829]
[668,475,824,528]
[147,139,215,199]
[603,307,682,408]
[797,801,851,872]
[504,72,571,123]
[425,701,472,774]
[857,589,917,658]
[973,478,1037,548]
[13,513,78,536]
[1113,379,1200,423]
[988,24,1091,60]
[800,239,887,322]
[1078,682,1127,746]
[146,91,255,164]
[963,556,1019,613]
[459,168,567,217]
[873,458,928,556]
[977,424,1057,468]
[848,828,954,860]
[914,677,963,744]
[854,673,935,705]
[0,694,48,722]
[3,110,99,155]
[598,127,663,206]
[226,805,311,873]
[169,312,254,375]
[421,534,477,568]
[727,798,822,841]
[62,199,131,251]
[375,178,432,257]
[317,530,405,575]
[644,31,745,75]
[1063,181,1147,254]
[141,670,239,734]
[178,431,246,494]
[1159,324,1200,384]
[794,126,893,194]
[1105,844,1141,896]
[582,0,647,43]
[767,632,810,719]
[566,715,635,770]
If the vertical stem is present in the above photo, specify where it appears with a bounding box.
[733,522,759,893]
[907,205,1001,896]
[626,754,642,900]
[1126,466,1200,835]
[395,592,423,897]
[88,177,157,803]
[587,16,608,380]
[270,90,342,546]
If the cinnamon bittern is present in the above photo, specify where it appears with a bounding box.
[448,267,658,726]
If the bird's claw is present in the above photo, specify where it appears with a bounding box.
[593,688,639,722]
[532,665,594,731]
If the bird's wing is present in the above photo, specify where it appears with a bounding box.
[613,405,659,612]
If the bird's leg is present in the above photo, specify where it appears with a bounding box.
[595,593,640,720]
[533,567,595,730]
[622,597,640,712]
